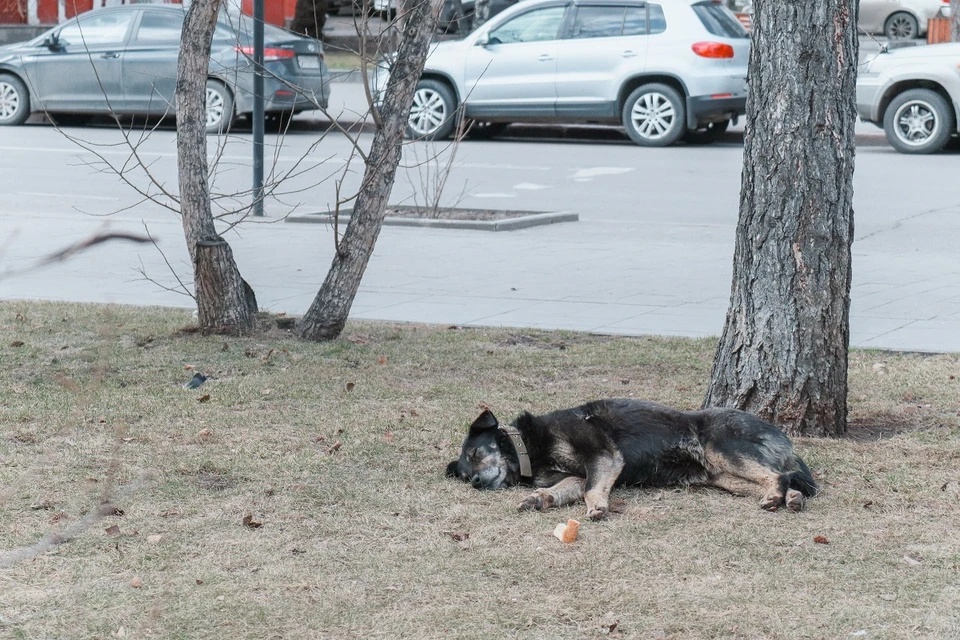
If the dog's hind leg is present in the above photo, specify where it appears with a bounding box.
[583,451,625,521]
[518,476,586,512]
[708,467,803,512]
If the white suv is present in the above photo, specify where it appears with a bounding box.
[385,0,749,146]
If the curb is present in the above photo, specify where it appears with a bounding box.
[285,210,579,231]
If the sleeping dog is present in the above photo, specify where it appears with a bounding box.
[447,399,817,520]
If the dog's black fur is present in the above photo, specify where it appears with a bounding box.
[447,399,817,519]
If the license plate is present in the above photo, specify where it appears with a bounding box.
[298,56,321,70]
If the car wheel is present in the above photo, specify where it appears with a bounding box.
[684,119,729,145]
[0,74,30,126]
[884,11,918,39]
[205,80,234,134]
[883,88,954,154]
[406,79,457,141]
[622,83,686,147]
[466,121,508,139]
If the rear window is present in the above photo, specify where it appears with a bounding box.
[692,1,748,38]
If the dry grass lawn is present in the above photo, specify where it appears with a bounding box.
[2,301,960,639]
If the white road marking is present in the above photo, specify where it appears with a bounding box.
[571,167,634,180]
[513,183,548,190]
[461,163,551,171]
[473,193,517,198]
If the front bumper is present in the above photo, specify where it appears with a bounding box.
[855,72,884,124]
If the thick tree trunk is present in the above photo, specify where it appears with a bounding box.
[951,0,960,42]
[297,0,441,341]
[177,0,258,334]
[702,0,858,437]
[290,0,328,40]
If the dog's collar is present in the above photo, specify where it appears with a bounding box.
[498,423,532,479]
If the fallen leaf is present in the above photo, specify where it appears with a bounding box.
[242,514,263,529]
[813,535,829,544]
[130,576,143,588]
[605,621,619,634]
[197,394,211,403]
[49,511,65,524]
[377,355,388,365]
[147,534,163,544]
[325,441,342,454]
[409,409,419,417]
[384,431,394,442]
[184,364,195,370]
[446,531,470,542]
[345,382,355,392]
[221,342,230,352]
[10,340,24,347]
[902,392,917,402]
[196,428,213,440]
[105,525,121,536]
[196,578,204,585]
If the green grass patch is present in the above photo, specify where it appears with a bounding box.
[1,301,959,638]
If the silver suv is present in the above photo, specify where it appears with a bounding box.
[856,43,960,154]
[389,0,749,146]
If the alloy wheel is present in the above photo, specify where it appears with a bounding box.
[892,100,939,148]
[205,87,225,129]
[630,91,677,142]
[0,80,21,123]
[409,88,447,137]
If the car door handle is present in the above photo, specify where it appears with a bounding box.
[537,54,554,61]
[101,52,120,59]
[621,50,638,58]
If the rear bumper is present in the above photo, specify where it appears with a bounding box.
[686,94,746,128]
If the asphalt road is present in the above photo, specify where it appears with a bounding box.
[2,112,959,352]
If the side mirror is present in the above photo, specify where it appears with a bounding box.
[42,34,62,50]
[474,33,489,47]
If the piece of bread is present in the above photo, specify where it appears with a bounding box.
[552,519,580,543]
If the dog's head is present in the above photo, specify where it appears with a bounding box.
[446,410,521,490]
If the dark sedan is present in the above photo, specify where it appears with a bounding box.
[0,5,331,132]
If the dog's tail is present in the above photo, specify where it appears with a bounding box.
[787,458,818,498]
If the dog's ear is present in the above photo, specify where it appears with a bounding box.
[468,409,498,436]
[446,460,461,478]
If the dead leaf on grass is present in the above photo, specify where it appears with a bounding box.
[49,511,65,524]
[377,355,388,365]
[10,340,24,347]
[445,531,470,542]
[197,394,211,403]
[105,525,121,537]
[324,441,342,455]
[196,428,213,440]
[242,514,263,529]
[345,382,356,392]
[184,364,195,370]
[384,431,394,442]
[813,535,829,544]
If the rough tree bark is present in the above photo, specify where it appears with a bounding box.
[702,0,858,437]
[290,0,328,40]
[177,0,258,334]
[297,0,441,341]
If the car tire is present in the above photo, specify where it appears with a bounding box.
[884,11,918,40]
[622,83,686,147]
[0,74,30,127]
[684,119,729,145]
[406,79,457,141]
[205,79,234,134]
[882,88,954,154]
[466,121,508,139]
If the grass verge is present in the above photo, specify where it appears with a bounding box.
[1,301,959,639]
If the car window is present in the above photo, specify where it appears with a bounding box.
[646,4,666,34]
[57,12,135,46]
[134,11,183,43]
[691,1,747,38]
[571,6,626,38]
[489,6,566,44]
[622,6,646,35]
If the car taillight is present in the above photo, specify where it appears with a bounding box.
[692,42,735,58]
[234,46,296,62]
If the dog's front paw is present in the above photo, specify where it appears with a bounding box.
[785,489,806,513]
[760,494,784,512]
[587,506,608,521]
[518,491,554,512]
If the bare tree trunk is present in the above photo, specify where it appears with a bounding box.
[951,0,960,41]
[702,0,858,437]
[297,0,441,341]
[290,0,328,39]
[177,0,258,334]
